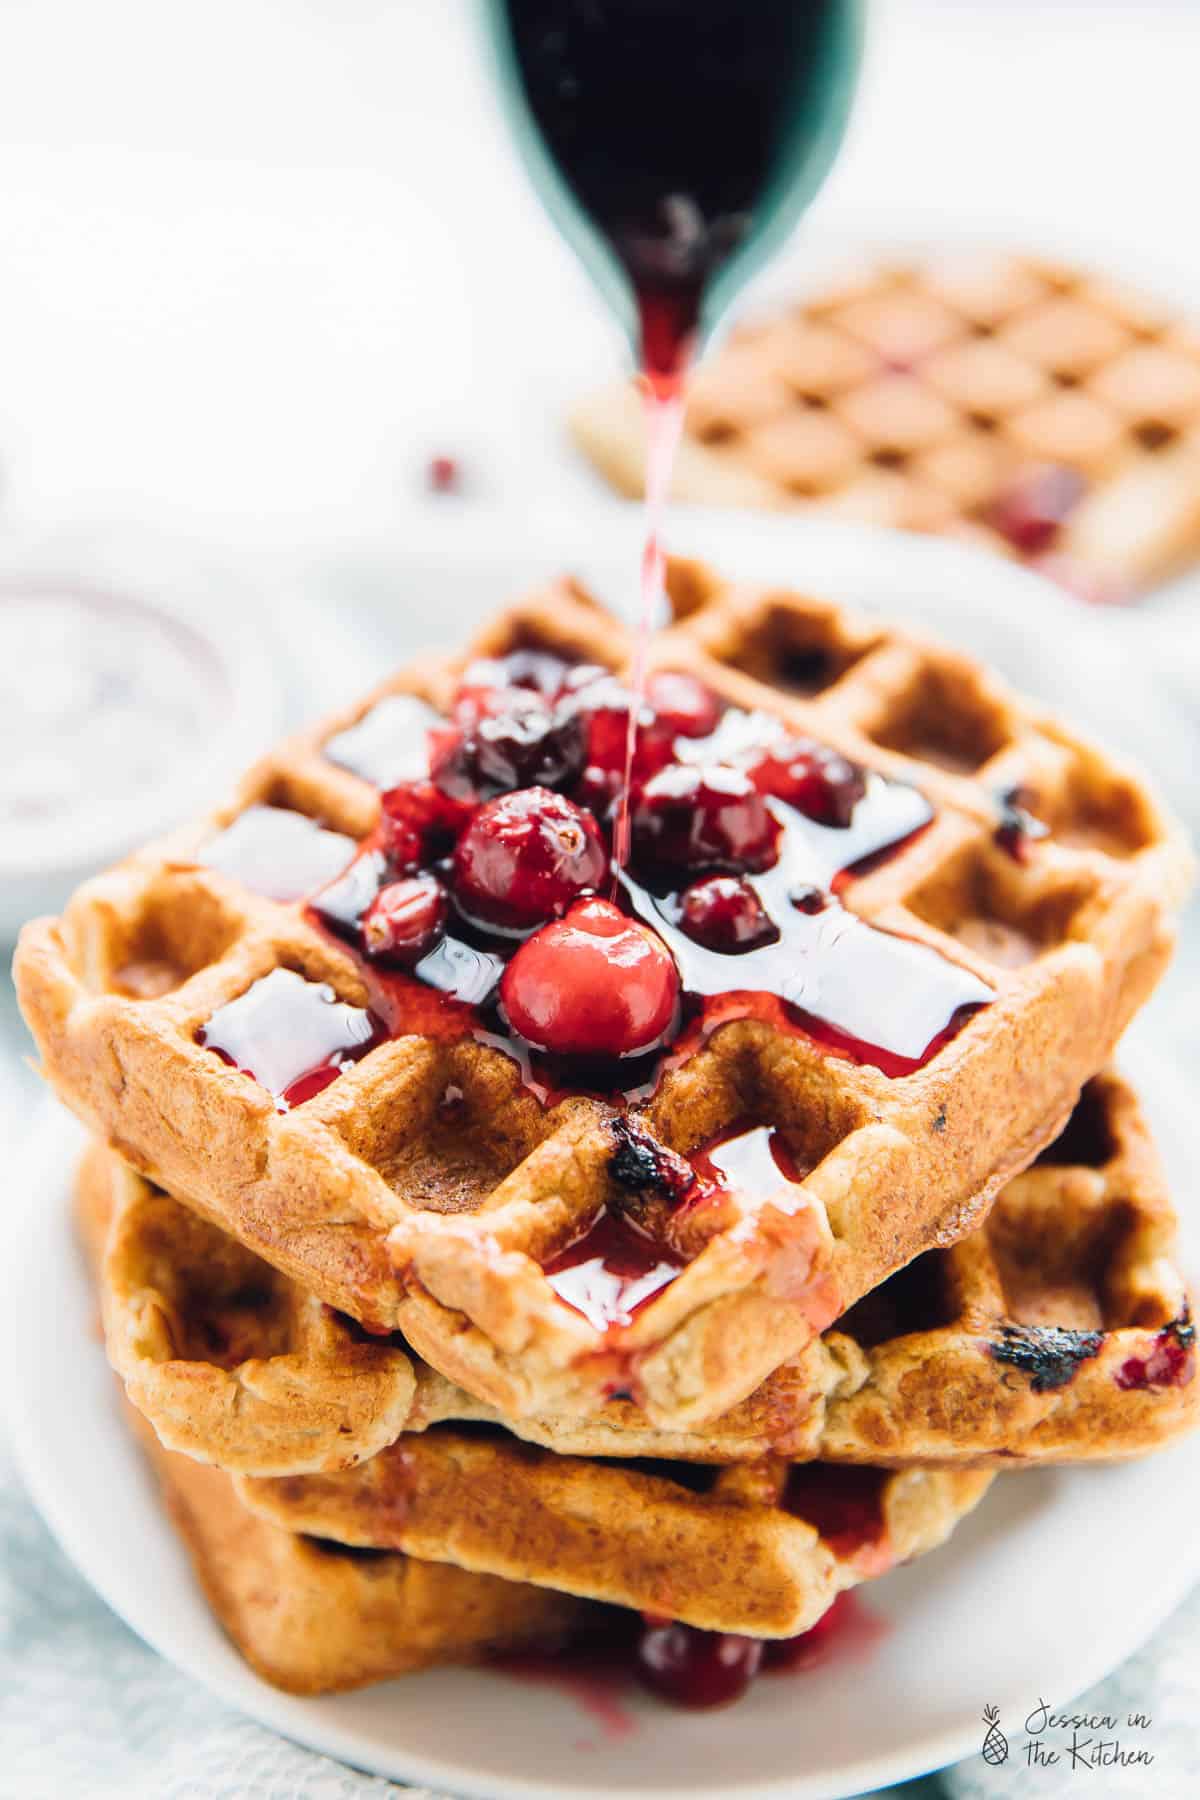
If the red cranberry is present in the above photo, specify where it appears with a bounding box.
[790,883,830,915]
[561,675,676,785]
[678,875,778,953]
[632,763,780,874]
[746,738,866,829]
[428,455,460,493]
[362,873,447,965]
[437,698,585,801]
[453,788,608,933]
[380,778,472,857]
[500,896,679,1058]
[988,465,1086,556]
[644,671,723,739]
[634,1622,763,1709]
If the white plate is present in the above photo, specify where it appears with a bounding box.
[5,1037,1198,1800]
[5,524,1198,1798]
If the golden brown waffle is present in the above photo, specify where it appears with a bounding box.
[571,253,1200,596]
[125,1404,587,1695]
[85,1070,1198,1478]
[17,575,1189,1430]
[238,1438,991,1638]
[82,1157,990,1640]
[81,1146,416,1475]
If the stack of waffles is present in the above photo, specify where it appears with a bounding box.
[16,565,1198,1706]
[571,251,1200,601]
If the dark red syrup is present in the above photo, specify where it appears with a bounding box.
[493,1588,885,1717]
[690,1119,808,1195]
[300,664,988,1099]
[1114,1316,1196,1392]
[205,657,992,1130]
[500,0,844,386]
[200,804,356,902]
[784,1464,891,1573]
[197,967,384,1110]
[544,1209,684,1332]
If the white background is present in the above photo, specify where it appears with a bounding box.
[0,0,1198,542]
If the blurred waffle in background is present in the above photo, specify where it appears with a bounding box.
[571,251,1200,603]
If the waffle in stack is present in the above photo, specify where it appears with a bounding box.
[571,252,1200,600]
[18,565,1196,1707]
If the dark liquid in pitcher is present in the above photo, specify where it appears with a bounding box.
[502,0,841,381]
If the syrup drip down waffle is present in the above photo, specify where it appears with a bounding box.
[570,252,1200,597]
[17,572,1189,1432]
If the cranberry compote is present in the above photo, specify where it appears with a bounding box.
[300,654,989,1096]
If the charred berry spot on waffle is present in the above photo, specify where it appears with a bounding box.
[197,967,383,1110]
[994,784,1051,864]
[608,1116,695,1205]
[1114,1312,1196,1391]
[989,1321,1104,1392]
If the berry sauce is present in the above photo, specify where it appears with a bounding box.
[294,660,990,1103]
[200,805,356,902]
[784,1464,891,1573]
[198,659,993,1131]
[501,0,847,881]
[493,1588,885,1718]
[197,967,384,1110]
[1113,1315,1196,1392]
[690,1119,808,1194]
[544,1210,684,1332]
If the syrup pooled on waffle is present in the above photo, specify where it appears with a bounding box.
[16,573,1189,1428]
[570,251,1200,598]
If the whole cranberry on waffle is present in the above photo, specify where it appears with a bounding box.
[501,896,680,1057]
[453,787,608,933]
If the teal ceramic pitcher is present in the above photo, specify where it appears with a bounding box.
[479,0,865,377]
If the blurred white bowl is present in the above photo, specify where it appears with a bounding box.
[0,529,284,939]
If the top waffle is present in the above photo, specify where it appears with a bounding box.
[570,252,1200,598]
[16,568,1189,1428]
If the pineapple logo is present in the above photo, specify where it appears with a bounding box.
[981,1705,1009,1766]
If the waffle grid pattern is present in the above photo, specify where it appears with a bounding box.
[570,253,1200,595]
[16,574,1189,1431]
[87,1071,1199,1487]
